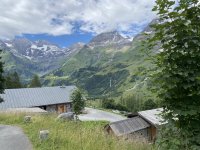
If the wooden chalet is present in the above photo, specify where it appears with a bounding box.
[0,86,75,113]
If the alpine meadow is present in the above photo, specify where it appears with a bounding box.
[0,0,200,150]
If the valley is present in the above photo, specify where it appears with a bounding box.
[0,20,157,97]
[43,25,156,97]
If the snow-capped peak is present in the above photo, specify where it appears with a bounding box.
[88,31,131,48]
[5,42,13,47]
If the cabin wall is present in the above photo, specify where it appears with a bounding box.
[150,126,157,142]
[126,128,149,141]
[41,103,72,113]
[46,105,57,112]
[106,126,156,142]
[66,103,72,112]
[146,125,157,142]
[105,126,150,142]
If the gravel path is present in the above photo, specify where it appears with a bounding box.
[0,125,33,150]
[78,107,126,122]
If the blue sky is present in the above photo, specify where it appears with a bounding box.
[0,0,156,48]
[20,23,149,47]
[22,33,93,48]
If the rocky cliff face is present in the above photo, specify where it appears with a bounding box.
[3,38,67,61]
[88,31,131,49]
[0,38,84,78]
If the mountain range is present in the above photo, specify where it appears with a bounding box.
[0,38,84,79]
[43,21,157,96]
[0,20,156,96]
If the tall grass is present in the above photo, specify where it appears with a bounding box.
[0,113,152,150]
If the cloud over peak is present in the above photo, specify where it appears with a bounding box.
[0,0,156,39]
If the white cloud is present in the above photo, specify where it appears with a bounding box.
[0,0,156,39]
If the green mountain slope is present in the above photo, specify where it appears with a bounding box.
[1,50,67,80]
[1,50,36,79]
[43,29,156,96]
[0,39,84,81]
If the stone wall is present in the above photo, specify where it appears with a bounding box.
[46,105,57,112]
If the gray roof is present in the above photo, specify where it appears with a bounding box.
[108,116,150,136]
[0,86,75,110]
[138,108,164,126]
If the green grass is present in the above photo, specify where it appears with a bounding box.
[0,113,152,150]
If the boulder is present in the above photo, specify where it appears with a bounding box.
[24,116,31,123]
[81,109,87,114]
[57,112,74,121]
[39,130,49,140]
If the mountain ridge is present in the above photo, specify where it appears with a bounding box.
[0,38,84,78]
[1,22,156,96]
[43,22,156,96]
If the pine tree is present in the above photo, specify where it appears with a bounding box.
[12,72,22,88]
[0,50,5,102]
[29,75,41,88]
[5,72,23,89]
[71,89,85,118]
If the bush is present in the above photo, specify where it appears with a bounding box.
[114,103,128,111]
[142,99,157,110]
[102,99,115,109]
[121,94,143,113]
[102,99,128,111]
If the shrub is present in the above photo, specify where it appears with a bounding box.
[142,99,157,110]
[102,99,115,109]
[102,99,128,111]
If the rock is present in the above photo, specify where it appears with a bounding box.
[81,109,87,114]
[57,112,74,121]
[24,116,31,123]
[39,130,49,140]
[112,110,120,114]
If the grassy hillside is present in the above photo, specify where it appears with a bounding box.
[1,51,36,79]
[1,49,70,82]
[0,113,152,150]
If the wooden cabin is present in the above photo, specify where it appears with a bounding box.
[138,108,164,142]
[105,108,164,142]
[0,86,75,113]
[105,116,151,141]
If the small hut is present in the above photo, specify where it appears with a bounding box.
[138,108,164,141]
[105,116,150,141]
[105,108,164,142]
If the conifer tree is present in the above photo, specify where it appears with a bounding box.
[71,89,85,118]
[29,74,41,87]
[12,72,22,88]
[0,50,5,102]
[5,72,23,89]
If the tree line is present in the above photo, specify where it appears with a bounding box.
[0,50,4,102]
[100,95,158,113]
[4,72,42,89]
